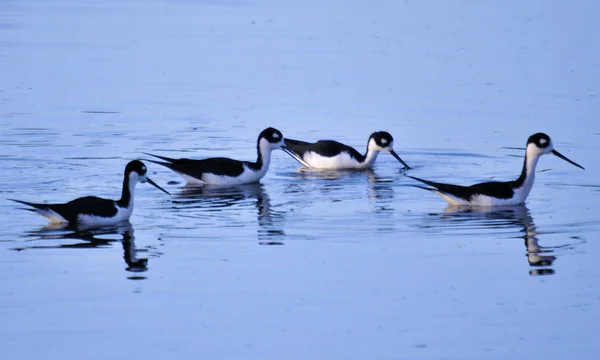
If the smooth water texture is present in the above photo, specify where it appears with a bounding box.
[1,1,600,359]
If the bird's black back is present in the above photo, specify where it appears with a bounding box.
[285,138,364,161]
[11,196,118,223]
[407,176,515,201]
[146,153,246,178]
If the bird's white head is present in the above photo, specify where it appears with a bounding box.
[258,127,286,151]
[527,133,554,157]
[368,131,411,170]
[526,133,584,169]
[125,160,147,185]
[368,131,395,152]
[125,160,170,195]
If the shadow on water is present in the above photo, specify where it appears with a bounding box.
[12,222,150,279]
[170,183,286,245]
[419,205,585,276]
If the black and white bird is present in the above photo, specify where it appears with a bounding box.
[407,133,584,206]
[10,160,170,226]
[284,131,410,170]
[145,127,301,186]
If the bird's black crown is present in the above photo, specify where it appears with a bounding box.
[527,133,551,149]
[370,131,394,148]
[259,127,284,143]
[125,160,148,176]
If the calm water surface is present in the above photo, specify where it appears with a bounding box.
[1,0,600,359]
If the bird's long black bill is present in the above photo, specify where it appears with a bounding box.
[390,150,411,170]
[552,149,585,170]
[282,146,312,168]
[146,177,171,195]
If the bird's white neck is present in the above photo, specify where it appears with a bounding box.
[253,138,273,174]
[361,149,380,168]
[360,138,381,168]
[128,176,138,205]
[118,173,139,209]
[514,145,543,199]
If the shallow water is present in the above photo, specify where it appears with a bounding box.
[2,0,600,359]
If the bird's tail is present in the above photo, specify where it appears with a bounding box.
[8,198,47,210]
[8,199,68,223]
[143,152,177,163]
[408,184,438,192]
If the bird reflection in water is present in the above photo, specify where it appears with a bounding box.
[14,221,149,278]
[366,169,395,204]
[119,225,149,275]
[436,205,582,276]
[256,186,286,245]
[366,169,396,232]
[288,167,356,196]
[287,167,396,203]
[173,183,286,245]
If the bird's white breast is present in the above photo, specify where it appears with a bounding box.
[77,205,133,225]
[468,194,524,206]
[303,151,363,170]
[437,191,525,207]
[184,165,267,186]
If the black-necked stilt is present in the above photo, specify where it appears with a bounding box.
[284,131,410,170]
[145,127,301,186]
[9,160,170,226]
[407,133,585,206]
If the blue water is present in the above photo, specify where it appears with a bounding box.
[1,1,600,359]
